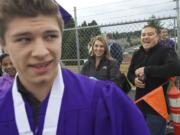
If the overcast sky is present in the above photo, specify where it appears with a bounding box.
[58,0,121,10]
[57,0,177,25]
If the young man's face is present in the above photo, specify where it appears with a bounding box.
[3,15,62,85]
[141,27,159,51]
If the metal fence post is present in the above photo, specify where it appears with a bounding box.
[176,0,180,58]
[174,0,180,88]
[74,6,81,72]
[62,17,177,73]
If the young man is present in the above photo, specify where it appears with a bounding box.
[0,0,150,135]
[127,25,180,135]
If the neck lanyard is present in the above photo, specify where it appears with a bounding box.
[12,66,64,135]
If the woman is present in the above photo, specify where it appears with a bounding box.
[0,53,17,92]
[81,35,120,81]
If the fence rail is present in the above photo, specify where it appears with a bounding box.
[62,16,177,73]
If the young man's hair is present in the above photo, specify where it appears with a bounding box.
[0,53,9,65]
[143,24,160,35]
[0,0,64,41]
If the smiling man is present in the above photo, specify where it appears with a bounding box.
[0,0,151,135]
[127,24,180,135]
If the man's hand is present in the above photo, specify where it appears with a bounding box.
[134,77,145,88]
[135,67,145,77]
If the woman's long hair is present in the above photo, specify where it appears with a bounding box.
[89,35,113,60]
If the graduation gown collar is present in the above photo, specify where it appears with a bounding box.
[12,65,64,135]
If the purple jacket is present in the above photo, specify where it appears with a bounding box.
[0,69,150,135]
[159,38,175,49]
[0,74,14,96]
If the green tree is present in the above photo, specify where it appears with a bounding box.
[62,18,77,65]
[62,19,101,64]
[78,20,101,59]
[147,15,163,30]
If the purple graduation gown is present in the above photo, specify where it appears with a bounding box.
[0,74,14,97]
[0,69,150,135]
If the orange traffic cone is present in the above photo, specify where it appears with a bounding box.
[168,83,180,135]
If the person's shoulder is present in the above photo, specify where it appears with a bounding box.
[62,68,97,94]
[62,68,127,104]
[62,69,140,116]
[156,44,177,58]
[0,75,13,88]
[109,58,116,62]
[0,80,12,97]
[92,80,151,135]
[169,39,176,46]
[158,43,173,51]
[83,56,93,65]
[92,80,136,108]
[0,84,12,108]
[168,38,175,43]
[132,47,142,56]
[63,68,100,90]
[83,58,91,65]
[0,86,12,122]
[108,59,118,65]
[0,76,4,81]
[62,68,109,105]
[112,42,119,45]
[0,74,11,81]
[112,42,122,48]
[0,75,7,80]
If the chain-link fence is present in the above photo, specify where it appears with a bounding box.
[62,16,177,73]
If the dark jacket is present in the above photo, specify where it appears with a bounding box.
[0,67,2,76]
[81,56,120,81]
[109,42,123,67]
[127,44,180,114]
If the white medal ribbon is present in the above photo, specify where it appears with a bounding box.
[12,66,64,135]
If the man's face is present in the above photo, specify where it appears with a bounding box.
[3,15,62,85]
[141,27,159,51]
[1,55,16,77]
[160,29,168,39]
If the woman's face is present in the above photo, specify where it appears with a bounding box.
[92,40,105,58]
[1,56,17,77]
